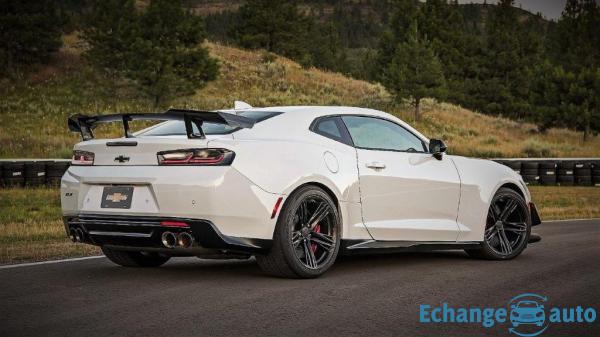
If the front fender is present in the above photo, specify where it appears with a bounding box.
[451,156,530,242]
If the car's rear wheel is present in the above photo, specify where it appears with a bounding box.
[101,246,171,267]
[466,187,531,260]
[256,185,340,278]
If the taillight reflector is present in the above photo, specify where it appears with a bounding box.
[271,197,284,219]
[160,221,189,228]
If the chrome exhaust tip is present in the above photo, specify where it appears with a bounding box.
[74,228,84,243]
[161,231,177,248]
[177,232,194,248]
[69,228,77,242]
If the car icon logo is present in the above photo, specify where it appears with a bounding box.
[510,300,545,327]
[508,293,548,336]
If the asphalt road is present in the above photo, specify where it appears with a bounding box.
[1,220,599,337]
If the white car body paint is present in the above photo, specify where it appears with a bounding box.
[62,106,530,244]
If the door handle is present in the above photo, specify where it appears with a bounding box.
[366,161,386,169]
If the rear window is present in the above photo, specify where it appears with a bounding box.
[310,116,353,146]
[137,110,281,137]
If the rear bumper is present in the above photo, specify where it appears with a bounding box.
[64,214,271,255]
[61,165,281,240]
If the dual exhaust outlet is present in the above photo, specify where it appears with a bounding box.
[69,226,193,249]
[69,228,85,243]
[161,231,194,249]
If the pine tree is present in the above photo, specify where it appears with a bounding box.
[571,68,599,141]
[417,0,471,103]
[83,0,218,106]
[544,0,599,140]
[549,0,599,72]
[231,0,312,64]
[383,21,446,121]
[0,0,63,76]
[82,0,136,80]
[307,22,347,72]
[477,0,541,119]
[372,0,419,82]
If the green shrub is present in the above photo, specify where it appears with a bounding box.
[522,140,554,157]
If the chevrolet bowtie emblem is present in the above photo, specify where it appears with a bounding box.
[106,192,128,203]
[115,155,130,163]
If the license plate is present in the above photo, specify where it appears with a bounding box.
[101,186,134,209]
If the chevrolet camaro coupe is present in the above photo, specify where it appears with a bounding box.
[62,103,541,278]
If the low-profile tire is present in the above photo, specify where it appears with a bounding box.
[256,185,341,278]
[101,246,170,267]
[466,187,531,260]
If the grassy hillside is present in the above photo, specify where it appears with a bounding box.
[0,39,598,159]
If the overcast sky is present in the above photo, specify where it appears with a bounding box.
[456,0,569,20]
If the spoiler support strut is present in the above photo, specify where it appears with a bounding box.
[122,115,131,138]
[68,108,254,141]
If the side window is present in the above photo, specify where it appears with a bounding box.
[341,116,426,152]
[310,116,353,146]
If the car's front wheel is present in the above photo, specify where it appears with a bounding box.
[256,185,341,278]
[466,187,531,260]
[102,247,171,267]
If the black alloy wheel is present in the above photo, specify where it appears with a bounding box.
[291,194,337,270]
[256,185,340,278]
[466,187,531,260]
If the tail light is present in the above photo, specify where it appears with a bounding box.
[157,148,235,166]
[72,150,94,165]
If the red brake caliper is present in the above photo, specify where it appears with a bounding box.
[311,224,321,252]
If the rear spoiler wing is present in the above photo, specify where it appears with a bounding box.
[68,108,255,140]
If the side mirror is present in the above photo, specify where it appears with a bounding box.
[429,139,447,160]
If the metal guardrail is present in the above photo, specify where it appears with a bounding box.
[1,158,599,188]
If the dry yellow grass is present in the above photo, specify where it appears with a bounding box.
[409,102,598,158]
[529,186,600,220]
[182,43,390,109]
[0,188,99,264]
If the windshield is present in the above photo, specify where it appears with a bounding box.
[518,301,538,308]
[137,110,281,137]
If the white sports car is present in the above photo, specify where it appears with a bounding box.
[62,103,541,278]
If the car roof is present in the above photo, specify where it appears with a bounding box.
[220,105,387,117]
[220,106,430,143]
